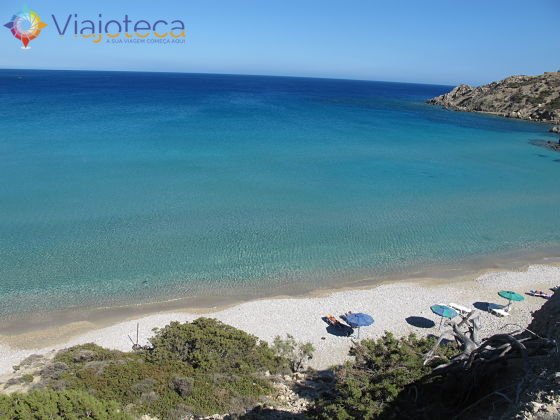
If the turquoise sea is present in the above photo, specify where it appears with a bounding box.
[0,70,559,318]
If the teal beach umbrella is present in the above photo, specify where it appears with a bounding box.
[498,290,524,310]
[430,304,458,329]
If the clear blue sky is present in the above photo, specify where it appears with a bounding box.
[0,0,558,85]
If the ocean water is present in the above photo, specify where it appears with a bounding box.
[0,70,559,318]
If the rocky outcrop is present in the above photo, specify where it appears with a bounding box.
[512,289,560,418]
[428,72,560,123]
[529,139,560,153]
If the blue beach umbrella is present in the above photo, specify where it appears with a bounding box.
[430,304,458,329]
[343,313,374,338]
[498,290,524,310]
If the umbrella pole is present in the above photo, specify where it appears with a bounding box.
[439,317,443,330]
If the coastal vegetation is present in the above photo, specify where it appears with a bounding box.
[2,331,459,419]
[1,318,296,419]
[1,295,559,419]
[0,390,130,419]
[272,334,315,373]
[312,332,458,419]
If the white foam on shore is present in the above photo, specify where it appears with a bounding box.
[1,264,559,376]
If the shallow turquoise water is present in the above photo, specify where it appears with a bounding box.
[0,70,559,317]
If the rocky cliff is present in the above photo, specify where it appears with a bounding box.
[428,71,560,124]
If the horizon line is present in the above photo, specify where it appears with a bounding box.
[0,67,457,88]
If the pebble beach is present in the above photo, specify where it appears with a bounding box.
[1,264,559,379]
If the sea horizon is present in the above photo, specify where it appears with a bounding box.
[1,69,559,320]
[0,67,459,88]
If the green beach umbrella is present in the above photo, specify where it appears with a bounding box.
[498,290,524,310]
[430,304,458,329]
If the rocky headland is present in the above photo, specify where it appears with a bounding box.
[428,71,560,124]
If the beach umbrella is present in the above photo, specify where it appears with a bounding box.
[344,312,374,338]
[430,304,458,329]
[498,290,524,310]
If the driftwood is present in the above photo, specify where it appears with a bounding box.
[424,310,480,367]
[386,293,560,420]
[421,310,556,418]
[426,312,554,371]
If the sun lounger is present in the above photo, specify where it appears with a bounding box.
[448,303,472,317]
[488,303,509,317]
[528,290,552,299]
[323,315,354,337]
[490,308,509,317]
[326,314,353,330]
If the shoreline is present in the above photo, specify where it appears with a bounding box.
[432,105,559,126]
[1,259,560,377]
[1,245,559,338]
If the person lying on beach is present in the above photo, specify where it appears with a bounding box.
[528,290,552,299]
[323,315,354,336]
[326,314,344,328]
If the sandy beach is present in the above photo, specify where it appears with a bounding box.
[0,264,559,378]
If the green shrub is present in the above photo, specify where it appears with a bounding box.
[313,332,458,419]
[147,318,283,373]
[21,374,34,384]
[37,319,290,418]
[272,334,315,372]
[0,389,130,419]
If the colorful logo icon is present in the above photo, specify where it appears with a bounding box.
[4,7,47,49]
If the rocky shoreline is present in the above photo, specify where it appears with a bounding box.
[427,71,560,124]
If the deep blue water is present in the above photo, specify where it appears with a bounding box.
[0,70,559,317]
